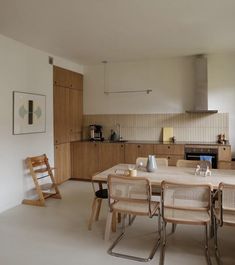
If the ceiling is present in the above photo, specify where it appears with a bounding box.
[1,0,235,65]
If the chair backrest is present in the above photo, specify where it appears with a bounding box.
[136,157,168,168]
[176,159,212,169]
[107,174,153,215]
[217,182,235,224]
[26,154,52,177]
[27,154,48,168]
[161,181,212,213]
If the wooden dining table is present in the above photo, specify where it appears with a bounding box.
[92,164,235,240]
[92,163,235,189]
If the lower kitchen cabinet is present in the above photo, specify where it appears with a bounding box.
[71,142,125,180]
[54,143,71,184]
[125,143,154,164]
[153,144,184,166]
[99,143,125,172]
[71,142,99,180]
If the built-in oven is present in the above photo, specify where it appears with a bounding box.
[185,146,218,168]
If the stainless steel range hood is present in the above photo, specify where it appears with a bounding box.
[186,55,218,113]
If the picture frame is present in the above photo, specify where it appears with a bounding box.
[13,91,46,135]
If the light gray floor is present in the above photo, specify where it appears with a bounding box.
[0,181,234,265]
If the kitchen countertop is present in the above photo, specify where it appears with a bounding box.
[80,139,230,146]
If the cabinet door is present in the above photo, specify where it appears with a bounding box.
[124,144,138,164]
[125,143,154,164]
[69,89,83,142]
[54,143,71,184]
[54,86,70,144]
[99,143,125,172]
[218,146,231,161]
[53,66,70,87]
[71,142,99,180]
[138,144,154,157]
[71,72,83,90]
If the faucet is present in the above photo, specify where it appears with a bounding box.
[116,123,122,141]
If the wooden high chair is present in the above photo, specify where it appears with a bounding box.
[23,154,62,206]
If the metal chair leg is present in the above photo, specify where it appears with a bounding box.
[171,223,177,234]
[205,225,212,265]
[214,218,221,265]
[159,221,166,265]
[108,213,160,262]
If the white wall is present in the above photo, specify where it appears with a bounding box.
[0,34,83,213]
[208,54,235,156]
[84,57,195,114]
[84,55,235,155]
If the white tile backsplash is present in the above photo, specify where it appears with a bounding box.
[83,113,229,142]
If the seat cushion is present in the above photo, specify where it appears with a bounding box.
[164,208,210,224]
[95,189,108,199]
[112,201,159,216]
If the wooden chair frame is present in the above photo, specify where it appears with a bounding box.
[22,154,61,206]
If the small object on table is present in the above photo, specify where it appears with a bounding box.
[195,163,211,177]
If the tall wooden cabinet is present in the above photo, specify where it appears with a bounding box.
[53,66,83,184]
[54,86,70,144]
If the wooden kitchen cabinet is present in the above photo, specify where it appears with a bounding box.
[71,71,83,90]
[54,66,83,90]
[218,146,231,161]
[54,143,71,184]
[53,66,71,88]
[54,85,70,144]
[154,144,184,166]
[99,143,125,172]
[124,143,154,164]
[217,145,232,169]
[53,66,83,181]
[69,88,83,142]
[71,142,99,180]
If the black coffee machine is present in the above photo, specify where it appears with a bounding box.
[89,124,104,141]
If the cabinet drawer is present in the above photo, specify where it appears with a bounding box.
[154,144,184,155]
[218,146,231,161]
[156,155,184,166]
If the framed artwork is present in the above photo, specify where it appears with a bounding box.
[13,91,46,134]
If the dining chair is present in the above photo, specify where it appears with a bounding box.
[105,174,161,262]
[88,174,108,230]
[22,154,61,206]
[160,181,212,265]
[136,157,168,197]
[213,182,235,264]
[176,159,212,169]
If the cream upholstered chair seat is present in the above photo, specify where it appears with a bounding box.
[112,200,159,215]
